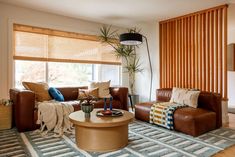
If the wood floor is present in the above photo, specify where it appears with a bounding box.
[214,113,235,157]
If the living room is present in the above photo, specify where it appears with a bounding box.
[0,0,235,156]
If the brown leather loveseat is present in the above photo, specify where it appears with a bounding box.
[10,86,128,132]
[135,88,222,137]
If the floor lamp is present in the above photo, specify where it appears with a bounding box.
[119,33,153,101]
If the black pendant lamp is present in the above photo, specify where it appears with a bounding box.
[119,32,153,101]
[119,33,143,45]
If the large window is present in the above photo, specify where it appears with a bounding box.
[13,24,121,88]
[15,61,46,88]
[48,62,92,87]
[15,61,120,88]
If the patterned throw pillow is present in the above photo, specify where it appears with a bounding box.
[22,82,52,102]
[78,88,99,99]
[89,80,111,98]
[182,90,200,108]
[170,87,188,104]
[170,87,200,108]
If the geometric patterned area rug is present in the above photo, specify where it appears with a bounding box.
[0,120,235,157]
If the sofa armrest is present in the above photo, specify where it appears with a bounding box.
[197,92,222,128]
[10,88,35,132]
[110,87,128,111]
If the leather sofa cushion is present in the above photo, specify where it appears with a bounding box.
[135,102,157,122]
[156,88,172,102]
[174,107,216,136]
[56,86,87,101]
[57,87,80,101]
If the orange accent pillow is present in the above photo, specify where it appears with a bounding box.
[22,82,52,102]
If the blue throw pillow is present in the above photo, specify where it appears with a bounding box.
[48,87,64,102]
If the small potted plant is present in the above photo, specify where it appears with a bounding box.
[78,91,98,118]
[0,99,12,106]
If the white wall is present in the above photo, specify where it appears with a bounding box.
[135,22,159,102]
[228,4,235,44]
[227,44,234,71]
[228,4,235,114]
[228,71,235,108]
[0,2,127,99]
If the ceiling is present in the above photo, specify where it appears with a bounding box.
[0,0,234,27]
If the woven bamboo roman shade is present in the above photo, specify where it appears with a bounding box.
[13,24,121,65]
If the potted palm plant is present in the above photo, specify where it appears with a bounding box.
[99,26,143,106]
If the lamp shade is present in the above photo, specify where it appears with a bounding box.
[119,33,143,45]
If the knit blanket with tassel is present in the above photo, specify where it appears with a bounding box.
[36,100,78,137]
[150,102,187,130]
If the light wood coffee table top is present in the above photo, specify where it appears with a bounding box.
[69,108,134,152]
[69,108,134,128]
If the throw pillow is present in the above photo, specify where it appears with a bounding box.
[48,87,64,102]
[78,88,99,99]
[170,87,188,104]
[182,90,201,108]
[89,80,111,98]
[22,82,52,102]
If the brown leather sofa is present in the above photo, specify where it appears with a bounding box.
[135,88,222,137]
[10,86,128,132]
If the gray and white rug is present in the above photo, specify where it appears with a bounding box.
[0,120,235,157]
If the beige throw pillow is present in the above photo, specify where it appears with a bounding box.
[170,87,200,108]
[170,87,188,104]
[78,88,99,99]
[89,80,111,98]
[182,91,201,108]
[22,82,52,102]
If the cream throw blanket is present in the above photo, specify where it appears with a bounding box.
[36,100,77,137]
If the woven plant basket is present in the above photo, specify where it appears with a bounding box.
[0,104,12,130]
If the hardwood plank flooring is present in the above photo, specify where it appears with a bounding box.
[214,113,235,157]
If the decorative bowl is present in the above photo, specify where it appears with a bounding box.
[80,103,94,118]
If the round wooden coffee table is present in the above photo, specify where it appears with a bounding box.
[69,109,134,152]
